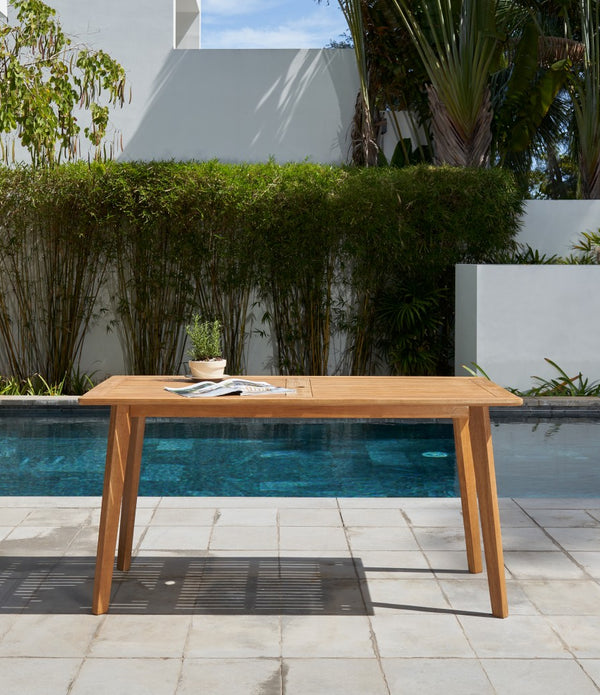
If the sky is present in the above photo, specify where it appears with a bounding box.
[201,0,348,49]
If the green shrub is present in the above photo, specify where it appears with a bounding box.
[0,161,523,385]
[0,162,112,390]
[250,162,346,374]
[185,161,262,373]
[335,165,523,374]
[101,161,198,374]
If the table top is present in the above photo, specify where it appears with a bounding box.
[79,375,522,419]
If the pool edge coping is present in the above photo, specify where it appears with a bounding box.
[0,395,80,406]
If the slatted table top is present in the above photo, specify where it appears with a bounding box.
[79,375,522,418]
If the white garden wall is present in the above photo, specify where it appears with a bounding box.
[455,200,600,390]
[455,264,600,391]
[7,0,362,166]
[518,200,600,256]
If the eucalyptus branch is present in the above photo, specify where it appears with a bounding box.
[0,0,127,167]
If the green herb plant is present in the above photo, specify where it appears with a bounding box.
[185,316,223,362]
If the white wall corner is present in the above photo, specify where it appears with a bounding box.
[454,264,478,377]
[174,0,201,49]
[0,1,8,19]
[454,264,600,391]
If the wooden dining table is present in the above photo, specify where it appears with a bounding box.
[79,375,522,617]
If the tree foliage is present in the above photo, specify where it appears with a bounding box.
[0,0,127,166]
[326,1,600,198]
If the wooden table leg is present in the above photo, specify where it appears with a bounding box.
[92,405,131,615]
[117,416,146,572]
[453,417,482,574]
[469,406,508,618]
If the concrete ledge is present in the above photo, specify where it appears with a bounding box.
[522,396,600,408]
[492,397,600,420]
[0,395,80,407]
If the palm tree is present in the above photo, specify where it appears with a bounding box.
[491,15,573,187]
[569,0,600,198]
[324,0,379,165]
[326,0,581,188]
[490,1,582,193]
[319,0,428,166]
[390,0,501,166]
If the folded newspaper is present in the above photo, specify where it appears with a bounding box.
[165,378,295,398]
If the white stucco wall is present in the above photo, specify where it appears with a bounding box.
[455,264,600,390]
[7,0,360,165]
[517,200,600,257]
[119,47,357,164]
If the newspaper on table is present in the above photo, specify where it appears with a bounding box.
[165,378,295,398]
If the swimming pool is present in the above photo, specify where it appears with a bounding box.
[0,408,598,497]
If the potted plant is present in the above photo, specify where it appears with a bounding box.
[185,315,227,379]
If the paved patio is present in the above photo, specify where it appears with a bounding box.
[0,495,599,694]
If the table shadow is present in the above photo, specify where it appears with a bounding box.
[0,556,490,617]
[0,556,369,615]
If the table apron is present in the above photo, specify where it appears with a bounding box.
[127,403,472,420]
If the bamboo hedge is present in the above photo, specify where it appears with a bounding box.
[0,161,523,387]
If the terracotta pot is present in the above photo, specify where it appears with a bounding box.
[188,359,227,379]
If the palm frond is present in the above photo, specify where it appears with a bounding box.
[391,0,500,165]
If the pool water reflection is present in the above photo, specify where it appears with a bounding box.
[0,409,598,497]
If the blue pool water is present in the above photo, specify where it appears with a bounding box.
[0,409,598,497]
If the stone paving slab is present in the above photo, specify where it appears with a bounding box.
[0,496,598,694]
